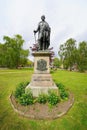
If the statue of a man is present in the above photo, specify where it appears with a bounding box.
[34,15,51,50]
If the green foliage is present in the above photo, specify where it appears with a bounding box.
[58,39,87,72]
[0,44,6,67]
[14,81,69,106]
[58,38,77,70]
[19,93,33,106]
[26,60,34,67]
[57,83,69,99]
[53,57,61,68]
[56,83,65,90]
[14,81,33,106]
[0,35,29,68]
[60,91,69,99]
[77,41,87,72]
[37,93,48,104]
[14,81,29,98]
[48,91,60,105]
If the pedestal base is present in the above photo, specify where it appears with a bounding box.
[30,73,55,86]
[25,73,58,97]
[25,51,58,97]
[25,84,58,97]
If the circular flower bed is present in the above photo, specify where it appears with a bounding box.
[10,82,74,119]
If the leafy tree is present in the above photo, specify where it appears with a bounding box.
[0,35,29,68]
[53,57,61,68]
[58,38,77,70]
[0,44,6,67]
[77,41,87,72]
[27,60,34,67]
[19,49,29,67]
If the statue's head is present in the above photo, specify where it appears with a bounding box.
[41,15,45,21]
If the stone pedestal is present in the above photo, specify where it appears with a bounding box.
[25,51,58,97]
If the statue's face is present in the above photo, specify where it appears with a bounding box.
[41,16,45,21]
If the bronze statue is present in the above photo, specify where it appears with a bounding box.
[34,15,51,50]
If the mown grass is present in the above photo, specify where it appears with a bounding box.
[0,69,87,130]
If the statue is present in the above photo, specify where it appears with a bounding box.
[34,15,51,50]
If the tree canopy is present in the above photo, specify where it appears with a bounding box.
[0,35,29,68]
[58,38,87,72]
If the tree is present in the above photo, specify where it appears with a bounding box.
[58,38,77,70]
[19,49,29,67]
[0,35,29,68]
[77,41,87,72]
[27,60,34,67]
[53,57,61,68]
[0,44,6,67]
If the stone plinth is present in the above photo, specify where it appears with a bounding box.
[33,51,51,74]
[25,51,58,97]
[30,74,54,87]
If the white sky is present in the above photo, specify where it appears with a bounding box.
[0,0,87,58]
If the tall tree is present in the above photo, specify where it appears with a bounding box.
[77,41,87,72]
[58,38,77,70]
[0,35,29,68]
[53,57,61,68]
[0,44,6,67]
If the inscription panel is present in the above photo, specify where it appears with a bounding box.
[37,59,47,71]
[31,74,54,87]
[34,79,50,81]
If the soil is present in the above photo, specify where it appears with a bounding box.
[10,93,74,120]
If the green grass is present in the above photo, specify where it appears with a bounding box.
[0,69,87,130]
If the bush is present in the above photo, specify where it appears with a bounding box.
[60,91,69,99]
[14,81,29,98]
[56,83,65,90]
[48,91,60,105]
[19,92,33,106]
[14,81,33,106]
[37,93,48,104]
[14,81,69,106]
[57,83,69,99]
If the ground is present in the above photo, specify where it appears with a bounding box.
[10,93,74,120]
[0,68,87,130]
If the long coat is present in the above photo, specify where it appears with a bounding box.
[36,20,51,49]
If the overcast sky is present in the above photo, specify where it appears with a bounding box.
[0,0,87,58]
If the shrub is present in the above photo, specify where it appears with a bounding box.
[57,83,69,99]
[37,93,48,104]
[14,81,29,98]
[56,83,65,90]
[14,81,33,106]
[19,92,33,106]
[48,91,60,105]
[14,81,69,106]
[60,91,69,99]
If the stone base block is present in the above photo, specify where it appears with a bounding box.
[29,73,55,87]
[25,83,58,97]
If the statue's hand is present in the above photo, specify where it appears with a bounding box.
[33,30,37,34]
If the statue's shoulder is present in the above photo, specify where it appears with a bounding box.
[45,21,49,26]
[39,21,42,24]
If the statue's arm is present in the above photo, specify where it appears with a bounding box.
[46,22,51,33]
[34,23,40,34]
[49,27,51,33]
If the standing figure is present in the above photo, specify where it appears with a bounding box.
[34,15,51,50]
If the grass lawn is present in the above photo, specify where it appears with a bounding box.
[0,69,87,130]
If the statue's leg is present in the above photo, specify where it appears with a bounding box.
[46,40,48,49]
[44,37,47,50]
[43,36,46,50]
[39,38,43,50]
[38,39,40,50]
[43,42,44,50]
[44,41,46,50]
[41,37,44,50]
